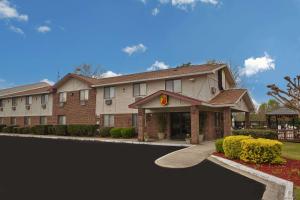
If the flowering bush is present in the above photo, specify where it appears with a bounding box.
[223,135,252,159]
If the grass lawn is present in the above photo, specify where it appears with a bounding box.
[296,187,300,200]
[282,142,300,160]
[282,142,300,199]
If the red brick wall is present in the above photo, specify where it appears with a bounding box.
[114,114,133,128]
[51,89,97,125]
[1,116,45,127]
[145,113,162,139]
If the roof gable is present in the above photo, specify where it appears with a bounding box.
[52,73,99,90]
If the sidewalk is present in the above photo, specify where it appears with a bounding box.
[0,133,191,147]
[155,141,215,168]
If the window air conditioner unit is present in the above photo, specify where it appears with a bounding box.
[80,101,86,106]
[26,105,31,110]
[42,104,47,109]
[0,107,3,112]
[105,99,112,105]
[59,102,65,107]
[12,107,16,111]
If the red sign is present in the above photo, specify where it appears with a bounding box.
[160,94,168,106]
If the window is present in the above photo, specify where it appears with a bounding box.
[0,118,3,124]
[104,115,114,127]
[25,96,32,105]
[132,114,138,127]
[133,83,147,97]
[58,115,66,125]
[0,99,3,107]
[40,116,47,125]
[10,117,16,125]
[80,90,89,101]
[165,79,182,93]
[12,98,17,107]
[104,87,115,99]
[41,94,49,105]
[59,92,67,103]
[218,70,224,90]
[24,117,31,126]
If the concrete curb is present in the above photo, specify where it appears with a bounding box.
[0,133,191,147]
[210,155,294,200]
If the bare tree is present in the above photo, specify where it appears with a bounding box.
[74,64,104,78]
[267,75,300,114]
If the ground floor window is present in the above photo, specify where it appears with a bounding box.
[40,116,47,125]
[10,117,16,125]
[104,114,114,127]
[24,117,31,126]
[58,115,66,125]
[0,117,3,124]
[132,114,138,127]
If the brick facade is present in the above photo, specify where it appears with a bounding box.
[190,106,200,144]
[223,107,232,136]
[1,116,49,127]
[51,89,97,125]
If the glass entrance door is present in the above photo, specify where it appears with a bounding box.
[170,112,191,140]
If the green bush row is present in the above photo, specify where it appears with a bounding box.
[110,127,136,138]
[232,129,277,139]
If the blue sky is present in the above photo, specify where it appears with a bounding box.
[1,0,300,106]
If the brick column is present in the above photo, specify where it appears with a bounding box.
[138,108,145,141]
[245,112,250,129]
[223,107,232,136]
[190,106,199,144]
[206,112,216,140]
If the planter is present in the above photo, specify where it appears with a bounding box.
[198,134,204,143]
[157,132,165,140]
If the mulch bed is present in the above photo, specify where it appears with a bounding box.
[213,152,300,187]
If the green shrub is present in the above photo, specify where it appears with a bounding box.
[99,127,112,137]
[110,128,122,138]
[53,125,68,136]
[232,129,277,139]
[21,127,31,134]
[121,127,135,138]
[67,125,98,137]
[215,138,224,153]
[33,125,52,135]
[0,125,6,132]
[223,135,252,159]
[240,138,285,164]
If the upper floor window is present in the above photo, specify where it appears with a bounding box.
[25,96,32,105]
[104,114,114,127]
[12,98,17,107]
[58,115,66,125]
[218,69,225,90]
[80,90,89,101]
[104,87,115,99]
[133,83,147,97]
[165,79,182,93]
[41,94,49,105]
[0,99,3,107]
[59,92,67,103]
[24,117,31,126]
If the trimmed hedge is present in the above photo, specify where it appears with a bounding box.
[0,125,6,132]
[99,127,112,137]
[232,129,277,139]
[67,125,98,137]
[2,126,18,133]
[223,135,252,159]
[110,128,122,138]
[33,125,52,135]
[121,128,135,138]
[215,138,224,153]
[52,125,68,136]
[240,138,285,164]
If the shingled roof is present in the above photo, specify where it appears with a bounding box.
[266,107,299,116]
[209,89,247,105]
[0,86,52,99]
[92,64,229,87]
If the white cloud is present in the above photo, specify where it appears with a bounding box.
[140,0,147,4]
[158,0,219,10]
[147,60,170,71]
[37,25,51,33]
[0,0,28,21]
[251,97,260,111]
[9,25,24,35]
[41,79,55,85]
[122,43,147,56]
[152,8,160,16]
[99,71,122,78]
[240,52,275,77]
